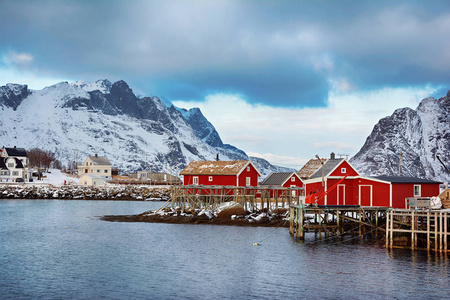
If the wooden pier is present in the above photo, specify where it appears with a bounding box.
[289,204,388,240]
[386,209,450,252]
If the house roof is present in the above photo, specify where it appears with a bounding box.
[180,160,258,176]
[372,175,442,184]
[0,158,7,170]
[88,155,112,166]
[261,172,298,186]
[309,158,344,179]
[4,147,27,157]
[80,174,105,179]
[297,158,327,179]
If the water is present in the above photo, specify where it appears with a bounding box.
[1,200,450,300]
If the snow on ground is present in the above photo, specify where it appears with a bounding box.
[40,169,78,186]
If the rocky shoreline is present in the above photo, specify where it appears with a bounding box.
[0,185,170,200]
[101,202,290,227]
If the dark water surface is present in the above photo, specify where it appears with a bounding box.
[1,200,449,299]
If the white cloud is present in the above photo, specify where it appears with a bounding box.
[0,66,72,89]
[173,85,438,169]
[3,52,34,65]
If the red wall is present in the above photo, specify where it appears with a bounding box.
[392,183,440,208]
[182,163,260,187]
[329,161,359,177]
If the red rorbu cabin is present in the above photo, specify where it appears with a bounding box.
[303,153,442,209]
[179,160,262,187]
[260,172,304,197]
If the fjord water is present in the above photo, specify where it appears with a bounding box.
[1,200,449,299]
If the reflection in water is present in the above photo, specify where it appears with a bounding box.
[0,200,450,299]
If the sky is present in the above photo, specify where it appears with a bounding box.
[1,0,449,169]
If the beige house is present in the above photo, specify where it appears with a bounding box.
[79,174,105,186]
[77,154,112,179]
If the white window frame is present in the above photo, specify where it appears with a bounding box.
[208,176,213,182]
[247,166,250,172]
[246,177,251,186]
[414,185,421,197]
[193,176,199,185]
[291,177,295,182]
[341,168,346,174]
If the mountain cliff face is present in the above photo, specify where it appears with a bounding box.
[350,90,450,183]
[0,80,292,177]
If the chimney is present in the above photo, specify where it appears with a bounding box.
[95,154,98,157]
[330,152,335,160]
[216,153,219,161]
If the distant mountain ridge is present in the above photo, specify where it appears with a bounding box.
[0,79,293,177]
[350,90,450,183]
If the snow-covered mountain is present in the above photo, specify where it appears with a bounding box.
[350,90,450,184]
[0,79,292,177]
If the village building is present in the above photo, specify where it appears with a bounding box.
[0,146,31,182]
[179,160,262,187]
[77,154,112,179]
[303,153,442,209]
[129,171,181,184]
[79,174,106,186]
[260,172,304,197]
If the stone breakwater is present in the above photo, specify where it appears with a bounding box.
[0,185,170,201]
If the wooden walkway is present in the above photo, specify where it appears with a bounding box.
[289,204,388,240]
[386,209,450,252]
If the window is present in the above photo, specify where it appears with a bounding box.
[291,177,295,182]
[104,170,108,173]
[12,171,19,176]
[97,169,100,173]
[246,166,250,172]
[8,163,14,168]
[209,176,213,181]
[246,177,251,186]
[193,176,199,185]
[414,185,421,197]
[341,168,346,174]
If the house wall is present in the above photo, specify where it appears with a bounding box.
[237,164,259,187]
[329,161,359,177]
[183,174,237,186]
[78,157,112,178]
[392,183,441,208]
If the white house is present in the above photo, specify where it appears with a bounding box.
[77,154,112,179]
[0,146,31,182]
[79,174,106,186]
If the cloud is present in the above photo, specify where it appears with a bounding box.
[173,85,437,168]
[0,0,448,108]
[3,52,34,65]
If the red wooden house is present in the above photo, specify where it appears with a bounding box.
[303,154,441,208]
[260,172,304,197]
[179,160,262,187]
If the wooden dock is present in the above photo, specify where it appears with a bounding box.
[289,204,388,240]
[386,209,450,252]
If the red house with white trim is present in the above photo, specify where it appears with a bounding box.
[260,172,304,197]
[303,154,441,208]
[179,160,262,187]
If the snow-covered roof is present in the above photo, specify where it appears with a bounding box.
[180,160,252,175]
[88,155,112,166]
[297,158,327,179]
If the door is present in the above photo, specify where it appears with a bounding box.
[337,184,345,205]
[359,185,372,206]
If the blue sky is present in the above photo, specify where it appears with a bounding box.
[1,0,449,168]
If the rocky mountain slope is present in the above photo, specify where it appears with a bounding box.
[0,80,292,177]
[350,90,450,183]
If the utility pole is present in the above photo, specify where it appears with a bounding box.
[316,154,325,187]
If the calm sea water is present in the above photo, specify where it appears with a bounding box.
[1,200,450,300]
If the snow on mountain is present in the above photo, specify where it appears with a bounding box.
[0,80,292,177]
[350,90,450,184]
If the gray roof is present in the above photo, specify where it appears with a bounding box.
[373,176,442,184]
[4,147,27,157]
[309,158,344,179]
[89,156,112,165]
[261,172,295,186]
